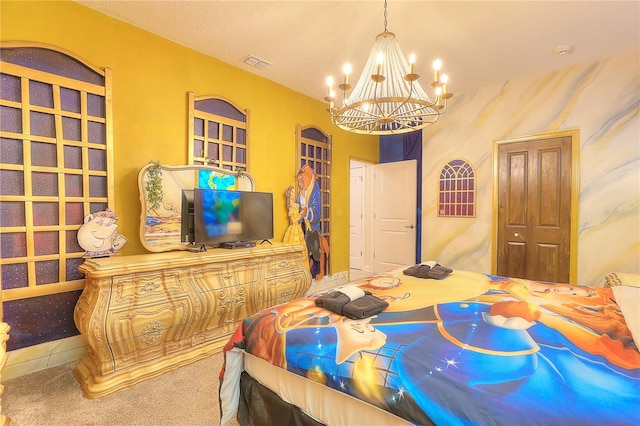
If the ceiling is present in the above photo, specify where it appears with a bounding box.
[76,1,640,102]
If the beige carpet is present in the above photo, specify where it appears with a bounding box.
[2,352,240,426]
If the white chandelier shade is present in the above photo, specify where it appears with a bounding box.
[326,6,452,135]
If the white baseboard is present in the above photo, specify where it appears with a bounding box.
[4,335,87,381]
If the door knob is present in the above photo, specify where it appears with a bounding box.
[405,224,415,229]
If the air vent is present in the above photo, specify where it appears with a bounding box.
[241,54,271,69]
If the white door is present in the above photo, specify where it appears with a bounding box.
[350,161,365,270]
[373,160,417,273]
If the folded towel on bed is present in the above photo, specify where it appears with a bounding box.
[403,262,453,280]
[315,289,372,315]
[428,265,453,280]
[403,264,431,278]
[342,294,389,320]
[315,291,350,315]
[336,285,366,301]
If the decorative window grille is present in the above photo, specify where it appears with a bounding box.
[296,125,332,274]
[188,92,248,171]
[438,159,476,217]
[0,42,113,302]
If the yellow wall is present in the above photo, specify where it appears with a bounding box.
[1,0,379,274]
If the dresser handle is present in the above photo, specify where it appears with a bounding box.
[141,281,160,292]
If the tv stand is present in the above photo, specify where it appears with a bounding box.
[220,240,256,249]
[73,242,310,398]
[186,244,207,252]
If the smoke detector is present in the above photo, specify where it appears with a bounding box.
[553,44,574,56]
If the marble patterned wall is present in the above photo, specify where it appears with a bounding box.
[420,50,640,285]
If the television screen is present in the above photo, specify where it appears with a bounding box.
[181,189,274,246]
[180,189,195,243]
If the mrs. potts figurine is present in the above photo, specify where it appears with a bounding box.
[77,208,127,257]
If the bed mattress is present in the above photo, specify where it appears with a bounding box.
[244,351,412,425]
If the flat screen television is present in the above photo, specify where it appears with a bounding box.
[181,188,274,248]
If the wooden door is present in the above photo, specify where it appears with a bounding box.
[373,160,417,273]
[497,136,573,283]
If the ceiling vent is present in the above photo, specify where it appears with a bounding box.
[241,54,271,70]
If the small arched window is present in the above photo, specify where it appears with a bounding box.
[188,93,248,171]
[438,159,476,217]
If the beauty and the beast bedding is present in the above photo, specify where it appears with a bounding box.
[220,268,640,425]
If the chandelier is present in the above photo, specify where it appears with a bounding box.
[325,0,452,135]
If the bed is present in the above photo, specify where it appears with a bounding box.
[219,266,640,426]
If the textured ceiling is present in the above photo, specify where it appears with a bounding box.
[76,1,640,101]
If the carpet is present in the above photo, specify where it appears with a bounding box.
[2,352,240,426]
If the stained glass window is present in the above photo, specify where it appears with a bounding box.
[438,159,476,217]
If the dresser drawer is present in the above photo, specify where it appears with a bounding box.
[264,254,303,279]
[107,297,191,370]
[110,269,186,306]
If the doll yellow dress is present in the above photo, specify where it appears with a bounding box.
[283,185,305,246]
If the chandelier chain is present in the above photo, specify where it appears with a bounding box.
[383,0,388,31]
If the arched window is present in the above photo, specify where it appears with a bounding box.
[438,159,476,217]
[188,93,248,171]
[0,42,113,301]
[0,42,113,350]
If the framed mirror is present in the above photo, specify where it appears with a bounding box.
[137,163,255,252]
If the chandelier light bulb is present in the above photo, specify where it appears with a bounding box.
[408,53,416,74]
[325,76,335,101]
[375,52,384,75]
[433,59,442,82]
[343,63,352,85]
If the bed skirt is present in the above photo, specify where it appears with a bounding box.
[238,372,324,426]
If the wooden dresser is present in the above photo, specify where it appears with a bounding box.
[73,242,310,398]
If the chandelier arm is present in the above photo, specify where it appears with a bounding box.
[333,109,380,126]
[394,104,440,117]
[371,79,387,119]
[342,116,384,133]
[394,115,439,125]
[385,80,424,120]
[336,105,381,121]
